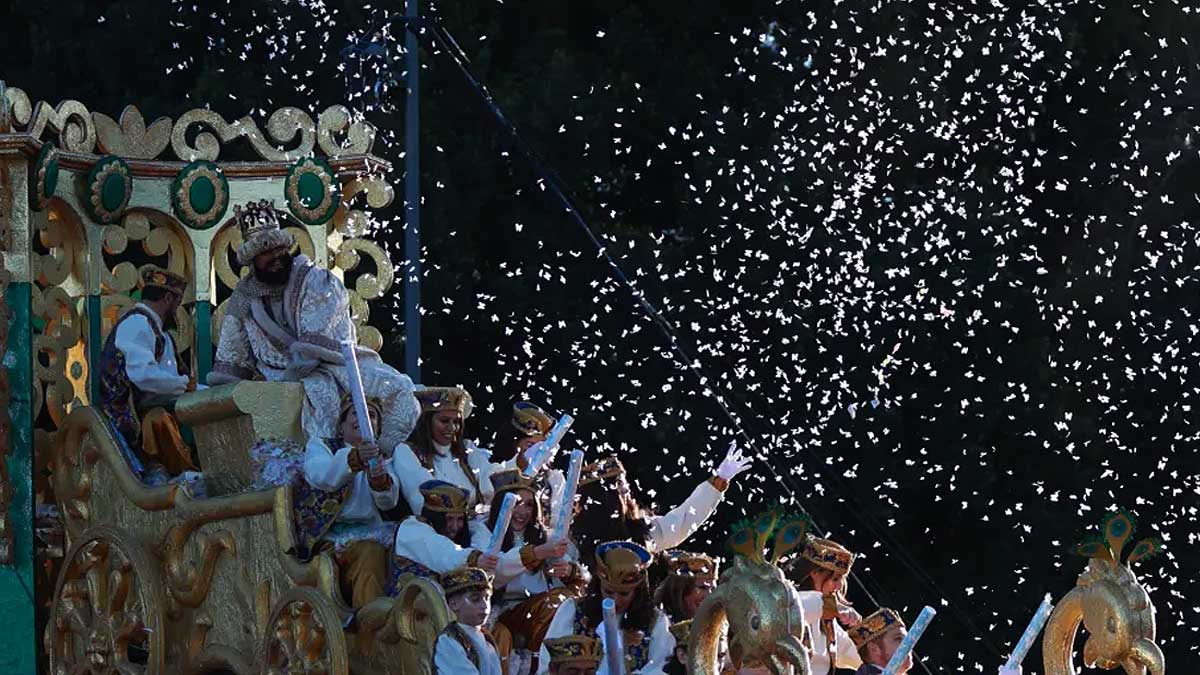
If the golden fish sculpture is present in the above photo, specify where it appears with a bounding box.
[689,511,813,675]
[1043,510,1165,675]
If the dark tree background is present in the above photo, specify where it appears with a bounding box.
[3,0,1197,670]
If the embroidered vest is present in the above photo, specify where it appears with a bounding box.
[572,604,651,672]
[386,554,440,597]
[291,436,353,560]
[434,624,498,672]
[100,307,169,449]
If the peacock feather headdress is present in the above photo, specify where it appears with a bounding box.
[1072,508,1163,566]
[728,510,814,566]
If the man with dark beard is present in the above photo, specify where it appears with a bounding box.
[208,200,420,454]
[100,266,200,477]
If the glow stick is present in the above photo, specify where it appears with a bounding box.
[1004,595,1053,669]
[521,414,575,477]
[551,449,585,541]
[881,606,936,675]
[339,340,382,477]
[601,598,626,675]
[486,493,518,554]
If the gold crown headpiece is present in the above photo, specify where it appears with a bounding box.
[544,635,604,665]
[490,468,537,497]
[669,620,693,646]
[233,199,294,265]
[441,566,494,597]
[579,455,625,486]
[415,386,473,418]
[339,394,384,423]
[139,265,188,296]
[419,480,471,514]
[665,551,720,582]
[848,608,904,649]
[802,536,855,575]
[595,541,651,592]
[512,401,554,436]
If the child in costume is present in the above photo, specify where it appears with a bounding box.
[434,566,504,674]
[539,541,673,675]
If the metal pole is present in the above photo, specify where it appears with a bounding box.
[403,0,421,382]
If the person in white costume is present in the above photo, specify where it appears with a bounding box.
[99,265,199,478]
[299,395,398,609]
[391,480,500,589]
[485,469,578,664]
[572,444,753,562]
[393,387,531,517]
[434,566,504,675]
[654,551,719,623]
[847,608,912,674]
[539,541,673,675]
[207,199,419,454]
[790,536,863,674]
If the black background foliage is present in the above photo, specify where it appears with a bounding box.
[3,0,1197,669]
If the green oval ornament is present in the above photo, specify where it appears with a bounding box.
[285,156,339,225]
[171,160,229,230]
[30,141,59,211]
[84,155,132,224]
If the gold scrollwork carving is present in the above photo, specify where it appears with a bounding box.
[32,204,88,425]
[161,522,235,609]
[45,526,166,675]
[172,108,316,163]
[316,105,376,158]
[262,587,349,675]
[4,88,383,165]
[20,99,96,153]
[93,105,172,160]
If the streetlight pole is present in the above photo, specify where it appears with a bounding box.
[403,0,421,382]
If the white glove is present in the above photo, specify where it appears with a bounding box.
[716,442,753,481]
[999,666,1022,675]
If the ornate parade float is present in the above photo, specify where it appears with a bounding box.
[0,81,447,674]
[0,81,1168,674]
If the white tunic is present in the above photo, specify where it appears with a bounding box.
[393,517,528,579]
[302,439,400,522]
[538,598,673,675]
[434,623,503,675]
[794,590,862,674]
[393,441,515,514]
[114,304,188,402]
[646,479,726,553]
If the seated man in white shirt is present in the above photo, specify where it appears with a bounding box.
[298,395,398,609]
[99,266,198,478]
[434,566,503,675]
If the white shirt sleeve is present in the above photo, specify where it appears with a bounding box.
[537,599,576,675]
[648,479,724,552]
[467,447,498,506]
[370,456,401,512]
[393,518,476,574]
[114,314,188,396]
[470,519,493,550]
[392,443,435,514]
[434,632,481,675]
[834,621,864,668]
[303,439,353,492]
[635,610,674,675]
[495,543,531,581]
